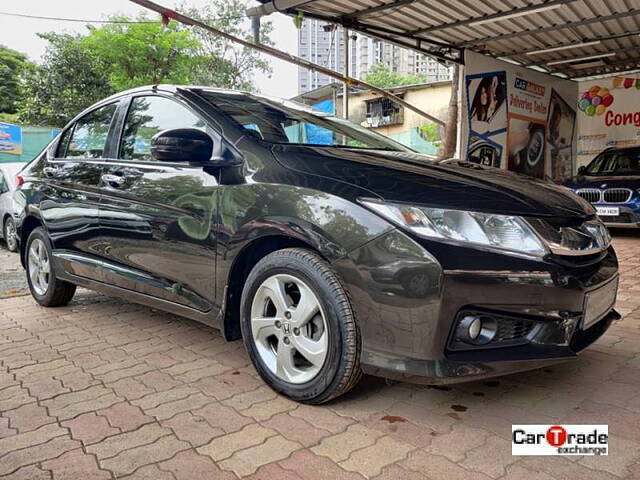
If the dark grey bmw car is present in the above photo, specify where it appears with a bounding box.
[14,86,619,403]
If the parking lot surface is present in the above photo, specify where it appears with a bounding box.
[0,247,27,299]
[1,233,639,479]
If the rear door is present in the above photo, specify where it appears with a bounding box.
[98,94,219,313]
[39,102,119,280]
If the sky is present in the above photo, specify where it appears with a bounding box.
[0,0,298,98]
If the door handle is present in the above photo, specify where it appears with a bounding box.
[101,174,126,186]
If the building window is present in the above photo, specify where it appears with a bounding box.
[365,96,404,127]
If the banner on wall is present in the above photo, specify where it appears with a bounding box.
[465,71,508,168]
[0,122,23,155]
[577,76,640,167]
[462,51,578,181]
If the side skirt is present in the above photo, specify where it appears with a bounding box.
[57,269,223,331]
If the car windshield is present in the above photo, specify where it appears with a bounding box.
[198,90,412,152]
[586,148,640,175]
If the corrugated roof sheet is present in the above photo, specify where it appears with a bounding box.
[260,0,640,79]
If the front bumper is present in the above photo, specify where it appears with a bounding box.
[360,309,619,384]
[333,229,620,384]
[593,204,640,228]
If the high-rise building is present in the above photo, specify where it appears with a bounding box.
[297,19,451,94]
[297,19,357,94]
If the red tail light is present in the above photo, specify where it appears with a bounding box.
[16,175,24,187]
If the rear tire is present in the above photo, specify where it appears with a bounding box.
[240,248,362,404]
[3,216,17,252]
[25,227,76,307]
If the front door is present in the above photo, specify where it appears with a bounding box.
[98,94,219,313]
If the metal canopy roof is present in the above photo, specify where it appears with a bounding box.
[261,0,640,80]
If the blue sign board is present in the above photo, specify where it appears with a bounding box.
[0,122,22,155]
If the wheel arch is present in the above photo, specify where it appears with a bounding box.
[222,233,329,341]
[19,215,44,268]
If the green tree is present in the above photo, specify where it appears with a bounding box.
[18,10,274,128]
[418,123,440,143]
[18,33,113,128]
[0,45,31,115]
[179,0,273,90]
[82,15,202,91]
[363,63,426,88]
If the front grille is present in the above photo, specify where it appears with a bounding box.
[495,319,535,342]
[603,188,632,203]
[576,188,601,203]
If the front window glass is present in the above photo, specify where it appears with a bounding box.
[120,96,206,161]
[586,149,640,175]
[65,104,117,159]
[199,91,411,151]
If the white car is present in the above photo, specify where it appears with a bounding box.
[0,163,23,252]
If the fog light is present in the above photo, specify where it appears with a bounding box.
[456,314,497,345]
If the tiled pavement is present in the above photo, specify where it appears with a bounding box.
[1,232,639,479]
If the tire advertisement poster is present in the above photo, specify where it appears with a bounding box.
[461,51,577,181]
[577,75,640,167]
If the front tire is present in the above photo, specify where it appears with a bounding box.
[240,248,361,404]
[3,216,17,252]
[25,227,76,307]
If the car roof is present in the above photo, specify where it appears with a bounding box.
[70,85,335,130]
[68,85,276,128]
[605,145,640,153]
[98,84,253,103]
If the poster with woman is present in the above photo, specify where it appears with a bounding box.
[466,71,508,167]
[467,72,507,134]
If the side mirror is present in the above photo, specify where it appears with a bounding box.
[151,128,213,163]
[577,165,587,176]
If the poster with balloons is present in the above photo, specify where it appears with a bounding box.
[461,51,578,181]
[577,76,640,167]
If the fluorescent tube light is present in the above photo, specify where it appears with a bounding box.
[525,40,602,55]
[546,52,616,66]
[470,4,562,26]
[496,56,522,65]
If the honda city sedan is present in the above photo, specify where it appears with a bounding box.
[14,85,619,403]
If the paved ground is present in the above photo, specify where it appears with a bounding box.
[0,245,27,298]
[1,232,639,479]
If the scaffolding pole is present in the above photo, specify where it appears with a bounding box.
[342,27,349,120]
[129,0,446,127]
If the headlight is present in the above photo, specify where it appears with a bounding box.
[360,199,548,257]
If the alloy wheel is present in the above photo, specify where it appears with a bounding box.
[28,238,50,296]
[250,273,328,384]
[5,220,17,251]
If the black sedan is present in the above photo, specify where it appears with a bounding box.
[14,85,619,403]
